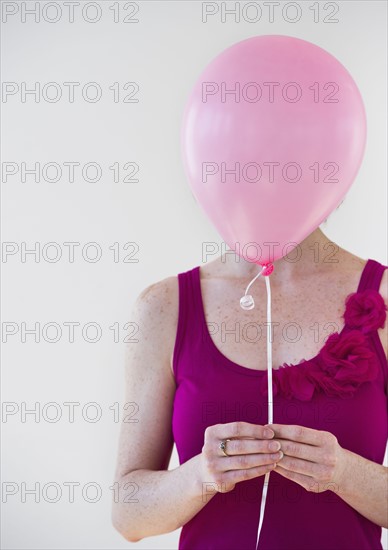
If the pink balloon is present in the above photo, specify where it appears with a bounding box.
[181,35,367,265]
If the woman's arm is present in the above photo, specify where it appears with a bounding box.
[111,277,214,542]
[334,448,388,528]
[267,423,388,529]
[336,267,388,527]
[114,454,211,542]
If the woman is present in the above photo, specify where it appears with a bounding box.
[112,225,388,549]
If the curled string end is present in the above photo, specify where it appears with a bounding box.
[240,262,274,310]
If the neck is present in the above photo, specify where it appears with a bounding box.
[219,227,339,283]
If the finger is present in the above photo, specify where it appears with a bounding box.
[222,438,282,456]
[273,464,318,492]
[276,454,320,477]
[213,421,275,441]
[265,424,323,446]
[274,438,322,462]
[223,450,284,471]
[224,462,277,485]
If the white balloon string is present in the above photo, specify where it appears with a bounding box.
[243,266,266,296]
[255,271,273,550]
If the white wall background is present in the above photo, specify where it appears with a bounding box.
[1,1,387,548]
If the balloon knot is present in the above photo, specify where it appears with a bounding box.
[262,263,274,276]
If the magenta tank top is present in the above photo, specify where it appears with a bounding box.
[172,258,388,550]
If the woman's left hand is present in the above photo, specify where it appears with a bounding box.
[265,423,348,494]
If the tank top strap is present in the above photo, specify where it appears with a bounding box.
[173,266,204,380]
[357,259,387,293]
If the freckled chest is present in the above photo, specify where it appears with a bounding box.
[199,272,357,371]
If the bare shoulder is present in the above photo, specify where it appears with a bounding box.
[113,275,179,483]
[131,274,179,374]
[334,250,367,275]
[135,274,178,318]
[348,255,388,363]
[322,249,388,356]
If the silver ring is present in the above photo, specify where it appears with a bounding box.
[220,438,232,457]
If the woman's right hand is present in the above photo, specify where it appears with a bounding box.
[199,421,283,494]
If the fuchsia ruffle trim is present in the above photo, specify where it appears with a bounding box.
[259,290,387,401]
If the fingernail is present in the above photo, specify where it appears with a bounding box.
[264,428,274,438]
[269,441,280,451]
